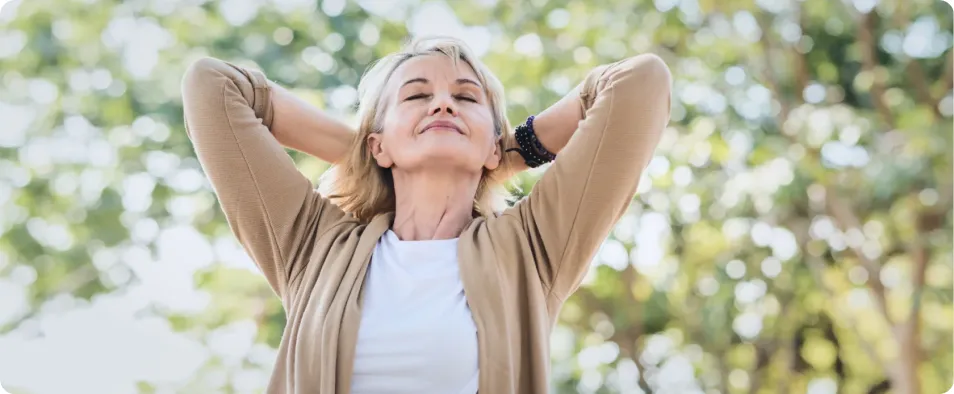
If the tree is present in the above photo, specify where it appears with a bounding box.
[0,0,949,393]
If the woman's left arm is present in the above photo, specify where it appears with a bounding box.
[503,83,586,173]
[502,54,672,306]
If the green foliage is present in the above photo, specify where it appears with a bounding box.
[0,0,950,393]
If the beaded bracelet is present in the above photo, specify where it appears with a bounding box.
[505,116,557,168]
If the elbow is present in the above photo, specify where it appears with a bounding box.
[181,57,272,127]
[581,53,673,126]
[631,53,672,86]
[639,54,673,100]
[181,57,229,98]
[605,53,672,106]
[610,54,673,133]
[184,57,225,77]
[180,57,231,140]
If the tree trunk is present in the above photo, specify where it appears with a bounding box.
[890,319,922,394]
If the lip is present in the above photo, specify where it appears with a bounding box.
[421,120,463,134]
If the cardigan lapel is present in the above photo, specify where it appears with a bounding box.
[457,219,513,391]
[334,213,394,394]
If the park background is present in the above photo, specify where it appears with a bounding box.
[0,0,951,393]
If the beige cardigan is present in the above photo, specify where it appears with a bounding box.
[181,54,671,393]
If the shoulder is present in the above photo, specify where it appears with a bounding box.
[460,212,531,264]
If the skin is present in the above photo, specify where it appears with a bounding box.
[269,54,585,241]
[367,55,501,240]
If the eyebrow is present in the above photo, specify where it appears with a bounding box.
[400,77,483,89]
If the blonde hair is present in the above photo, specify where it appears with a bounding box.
[323,36,515,223]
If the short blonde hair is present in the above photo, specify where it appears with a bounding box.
[323,36,515,223]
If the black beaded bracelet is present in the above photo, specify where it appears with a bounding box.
[505,116,557,168]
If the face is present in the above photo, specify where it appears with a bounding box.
[368,54,501,176]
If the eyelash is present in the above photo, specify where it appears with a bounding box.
[405,94,477,103]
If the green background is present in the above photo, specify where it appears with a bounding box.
[0,0,951,393]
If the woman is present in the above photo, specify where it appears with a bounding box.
[181,36,671,393]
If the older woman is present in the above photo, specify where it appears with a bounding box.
[181,36,670,394]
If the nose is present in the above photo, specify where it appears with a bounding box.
[429,92,457,116]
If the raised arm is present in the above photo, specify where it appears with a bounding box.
[503,85,585,174]
[268,82,356,163]
[503,54,672,306]
[181,57,348,300]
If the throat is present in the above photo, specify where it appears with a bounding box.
[392,204,471,240]
[390,171,481,241]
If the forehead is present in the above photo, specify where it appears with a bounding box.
[389,54,481,87]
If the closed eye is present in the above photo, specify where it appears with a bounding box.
[455,95,478,103]
[405,93,430,101]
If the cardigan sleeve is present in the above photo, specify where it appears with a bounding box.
[181,57,347,300]
[502,54,672,305]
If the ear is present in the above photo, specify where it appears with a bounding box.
[367,133,393,168]
[483,137,502,171]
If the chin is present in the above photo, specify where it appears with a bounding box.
[420,139,478,157]
[405,150,482,173]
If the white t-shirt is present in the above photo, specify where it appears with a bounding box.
[350,230,479,394]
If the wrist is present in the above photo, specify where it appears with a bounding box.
[505,115,557,168]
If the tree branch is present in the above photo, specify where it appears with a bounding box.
[866,379,891,394]
[907,198,940,323]
[936,48,953,103]
[908,239,928,317]
[789,218,892,375]
[576,264,652,392]
[857,11,895,128]
[771,294,797,394]
[756,13,792,121]
[824,194,890,320]
[756,5,891,323]
[886,3,941,119]
[906,60,943,118]
[910,182,953,321]
[803,248,891,374]
[793,10,810,101]
[891,315,923,393]
[747,301,791,394]
[777,334,797,394]
[617,264,654,393]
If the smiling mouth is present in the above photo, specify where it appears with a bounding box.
[423,126,462,134]
[421,122,463,134]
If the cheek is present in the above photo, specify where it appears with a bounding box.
[466,106,497,141]
[377,109,425,162]
[381,108,419,140]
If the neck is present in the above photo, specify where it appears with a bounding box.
[390,169,480,241]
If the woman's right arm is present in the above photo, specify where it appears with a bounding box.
[181,57,348,300]
[268,82,356,163]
